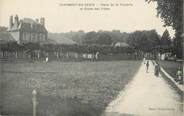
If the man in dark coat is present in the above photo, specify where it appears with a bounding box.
[154,64,160,77]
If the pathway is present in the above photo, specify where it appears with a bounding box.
[103,60,183,116]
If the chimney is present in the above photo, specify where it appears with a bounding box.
[35,18,39,23]
[9,15,13,29]
[14,14,19,28]
[40,17,45,27]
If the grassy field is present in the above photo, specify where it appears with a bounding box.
[0,61,141,116]
[158,60,183,78]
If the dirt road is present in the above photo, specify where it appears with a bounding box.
[103,61,183,116]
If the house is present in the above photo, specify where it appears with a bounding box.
[8,15,48,44]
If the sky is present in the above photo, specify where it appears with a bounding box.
[0,0,175,37]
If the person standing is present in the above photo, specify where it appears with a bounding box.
[154,64,160,77]
[146,61,149,73]
[176,67,183,84]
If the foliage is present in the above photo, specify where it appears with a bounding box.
[0,42,134,57]
[0,42,20,52]
[49,30,129,45]
[160,29,172,46]
[23,42,40,51]
[82,31,113,45]
[82,31,98,45]
[126,30,160,52]
[96,32,112,45]
[146,0,183,58]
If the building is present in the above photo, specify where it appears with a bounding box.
[8,15,47,44]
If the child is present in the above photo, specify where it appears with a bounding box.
[176,67,183,84]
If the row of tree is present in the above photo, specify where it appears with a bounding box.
[0,29,173,56]
[126,29,173,53]
[0,42,135,58]
[73,29,172,53]
[48,30,129,45]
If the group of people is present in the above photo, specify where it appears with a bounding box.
[144,59,160,77]
[143,57,183,84]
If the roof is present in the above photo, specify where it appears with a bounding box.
[47,34,77,45]
[114,42,129,47]
[22,18,38,24]
[0,31,15,44]
[40,39,57,45]
[9,18,47,33]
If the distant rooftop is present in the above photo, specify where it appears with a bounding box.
[47,34,77,45]
[22,18,39,24]
[8,15,47,33]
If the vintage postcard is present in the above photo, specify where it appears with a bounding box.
[0,0,183,116]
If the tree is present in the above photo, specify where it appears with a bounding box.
[23,43,41,58]
[83,31,97,45]
[143,30,160,48]
[96,33,112,45]
[146,0,183,58]
[83,31,113,45]
[127,30,160,52]
[160,29,172,46]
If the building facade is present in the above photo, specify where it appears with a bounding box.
[8,15,48,44]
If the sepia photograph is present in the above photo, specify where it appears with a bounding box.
[0,0,183,116]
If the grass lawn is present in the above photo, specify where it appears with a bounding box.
[0,60,141,116]
[158,60,183,78]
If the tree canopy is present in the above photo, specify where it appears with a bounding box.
[126,30,160,52]
[160,29,172,46]
[82,31,113,45]
[146,0,183,58]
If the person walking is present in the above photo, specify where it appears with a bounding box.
[154,64,160,77]
[146,60,149,73]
